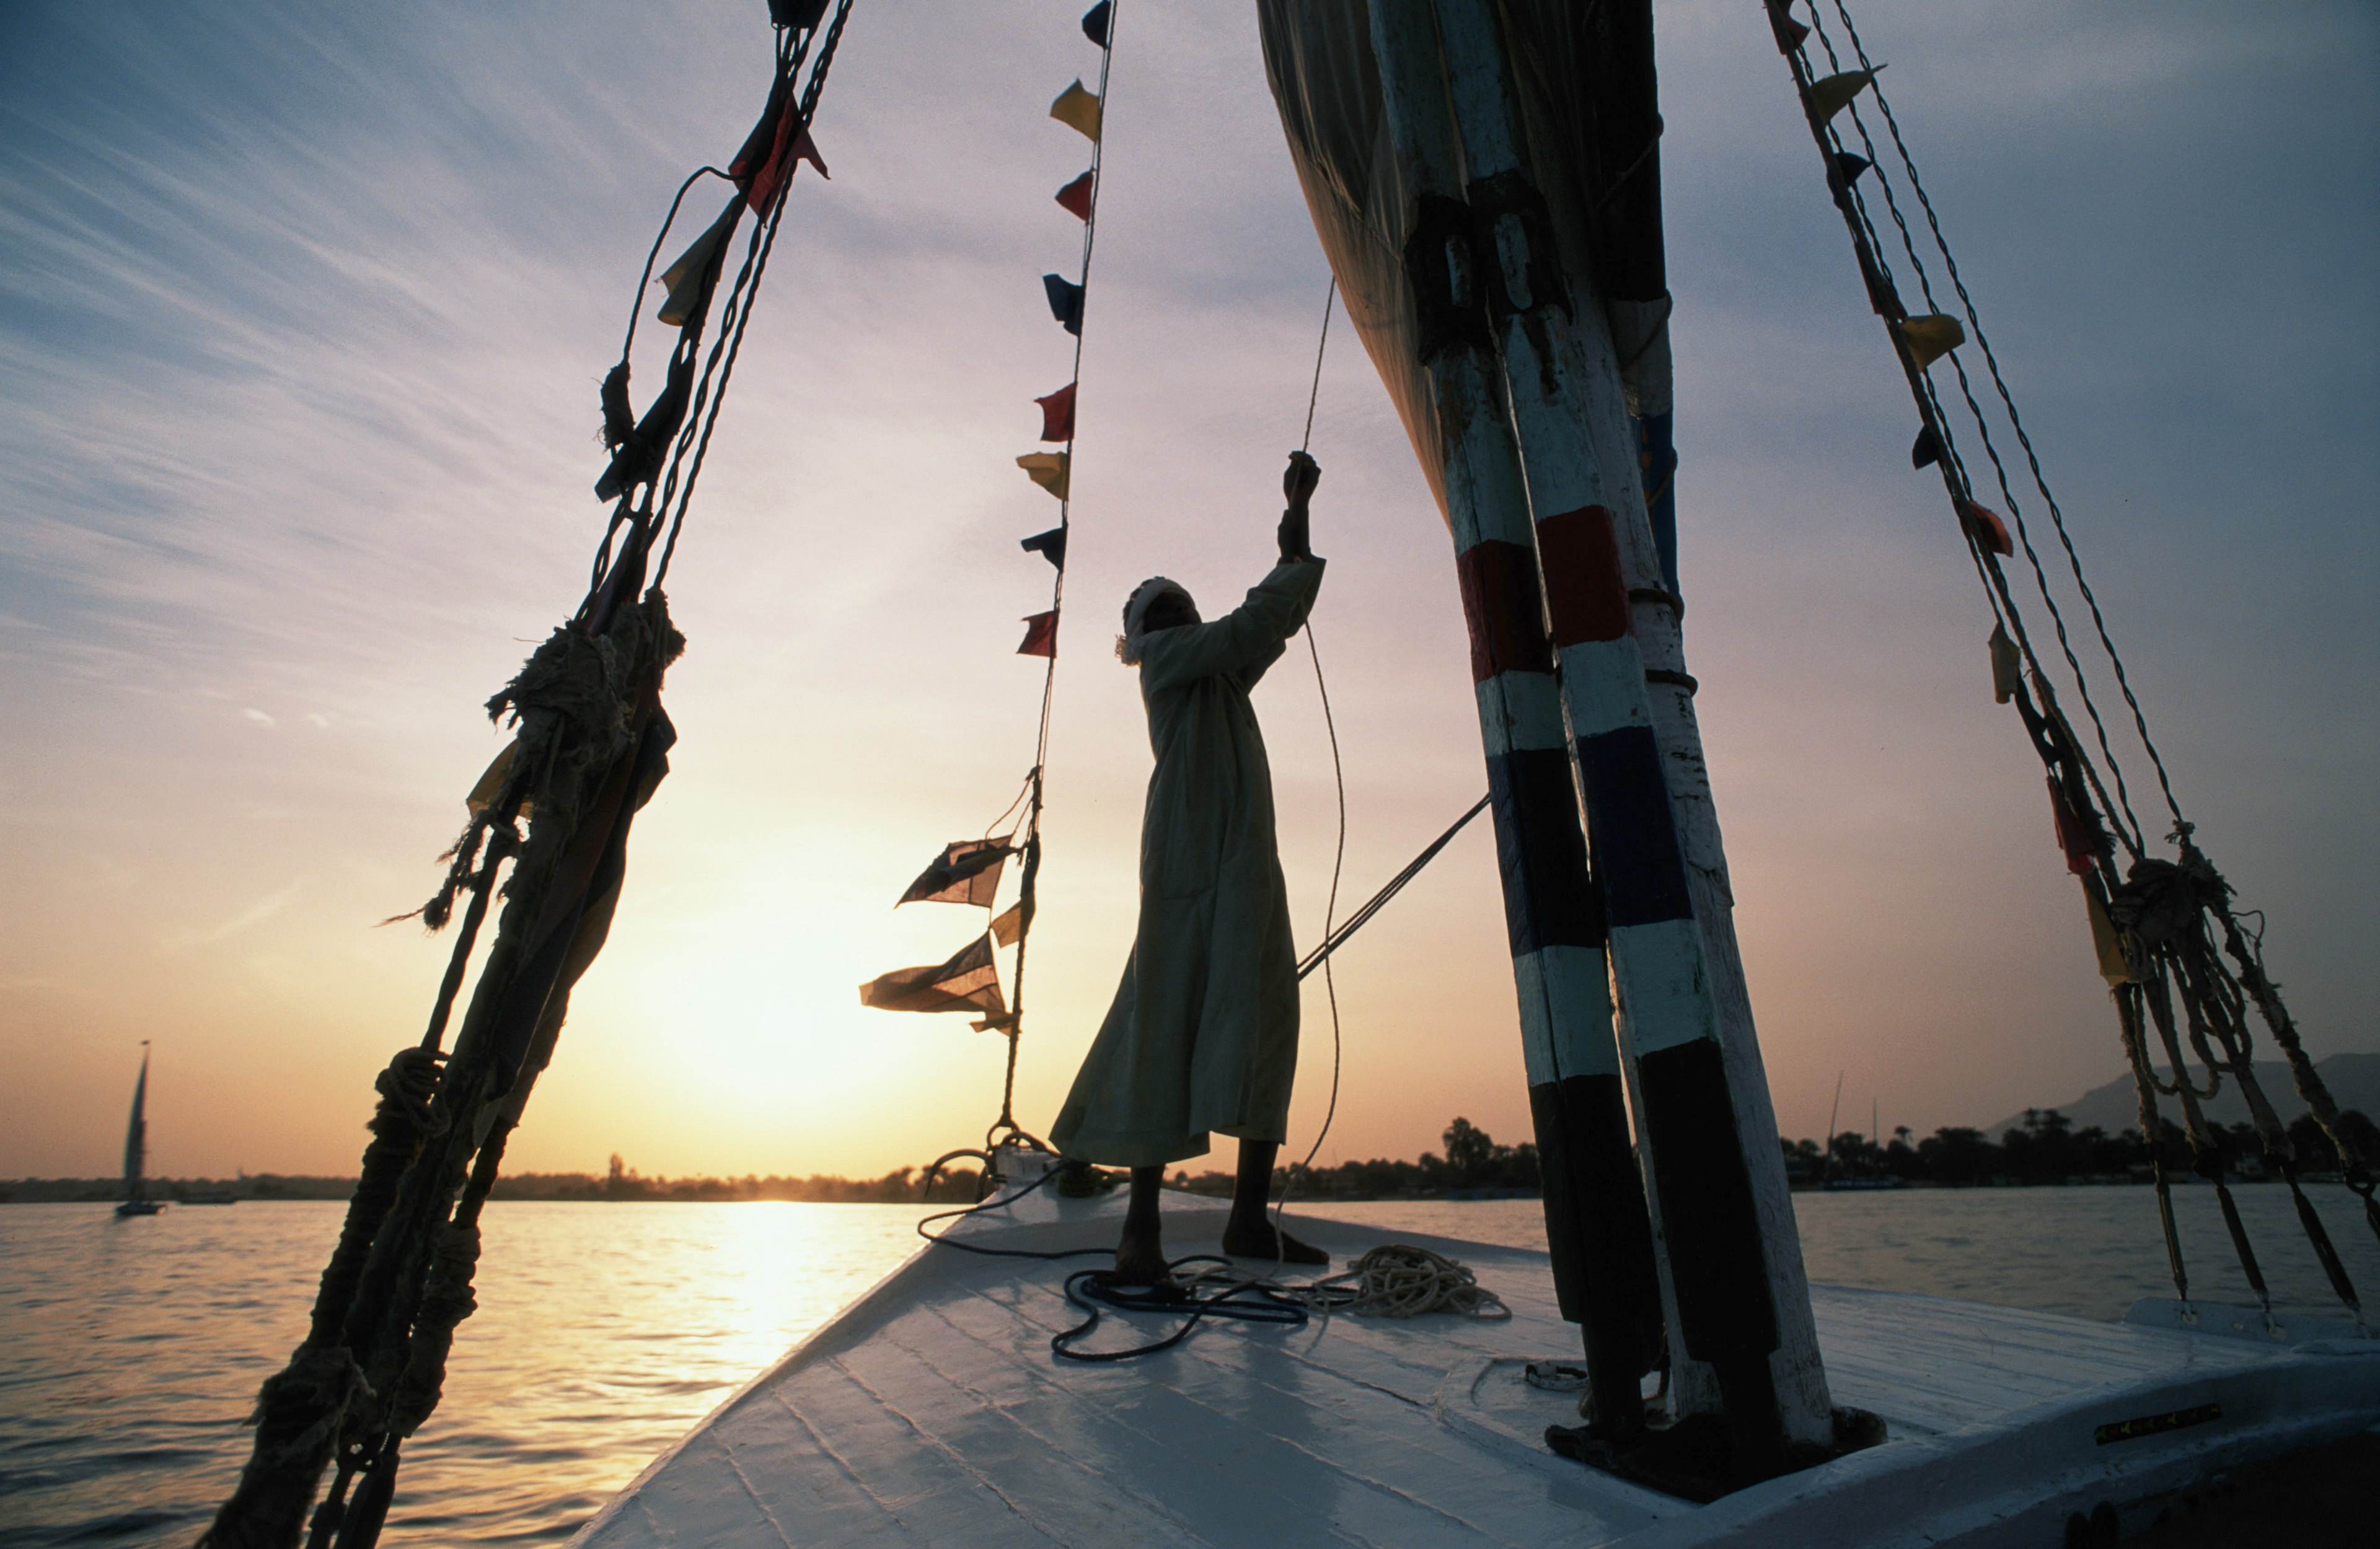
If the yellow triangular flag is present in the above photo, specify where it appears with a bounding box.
[465,738,535,820]
[1897,313,1965,369]
[1050,80,1102,143]
[2082,876,2135,986]
[1015,451,1070,501]
[656,200,744,327]
[1988,621,2021,704]
[1807,66,1882,125]
[991,901,1028,947]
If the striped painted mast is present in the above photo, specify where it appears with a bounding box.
[1414,0,1834,1463]
[1367,0,1663,1439]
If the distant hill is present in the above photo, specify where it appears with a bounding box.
[1983,1052,2380,1139]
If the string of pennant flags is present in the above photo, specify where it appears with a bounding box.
[1765,0,2379,1315]
[858,2,1118,1144]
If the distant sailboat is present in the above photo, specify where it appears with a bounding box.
[114,1043,162,1218]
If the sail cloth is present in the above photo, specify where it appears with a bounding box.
[1051,558,1325,1167]
[1253,0,1672,530]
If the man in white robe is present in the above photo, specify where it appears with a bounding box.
[1052,452,1327,1281]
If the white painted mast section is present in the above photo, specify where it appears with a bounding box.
[1425,0,1831,1445]
[1360,0,1620,1152]
[1365,0,1670,1426]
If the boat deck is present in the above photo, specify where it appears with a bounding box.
[572,1185,2380,1548]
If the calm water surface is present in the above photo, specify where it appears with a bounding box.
[3,1186,2373,1545]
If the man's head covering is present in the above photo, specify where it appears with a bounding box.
[1116,575,1192,665]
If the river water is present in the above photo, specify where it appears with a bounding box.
[4,1185,2373,1545]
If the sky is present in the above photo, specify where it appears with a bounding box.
[2,0,2373,1183]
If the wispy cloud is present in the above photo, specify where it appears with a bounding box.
[159,879,307,954]
[2,0,2371,1177]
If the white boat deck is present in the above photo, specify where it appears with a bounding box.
[573,1185,2380,1548]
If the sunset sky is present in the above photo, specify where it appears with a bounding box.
[3,0,2373,1184]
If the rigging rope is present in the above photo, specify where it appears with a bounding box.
[1813,0,2187,840]
[1799,11,2153,859]
[1277,276,1347,1260]
[978,0,1128,1151]
[201,12,858,1547]
[1766,0,2373,1327]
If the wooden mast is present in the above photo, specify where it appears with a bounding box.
[1377,0,1834,1460]
[1365,0,1665,1438]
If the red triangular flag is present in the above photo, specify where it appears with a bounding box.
[1055,170,1093,221]
[1017,610,1058,657]
[1036,383,1077,442]
[2045,778,2097,878]
[1956,498,2014,557]
[733,76,829,215]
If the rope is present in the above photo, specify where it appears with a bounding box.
[208,17,853,1546]
[1817,0,2187,838]
[917,1163,1116,1262]
[1282,1244,1512,1320]
[1300,278,1336,453]
[1051,1245,1508,1362]
[1799,9,2152,859]
[1768,1,2375,1322]
[1054,1258,1313,1361]
[984,0,1129,1147]
[653,7,852,587]
[1270,276,1344,1262]
[1296,796,1491,981]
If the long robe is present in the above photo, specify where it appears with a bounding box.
[1051,557,1326,1167]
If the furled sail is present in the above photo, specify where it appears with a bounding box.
[1253,0,1672,538]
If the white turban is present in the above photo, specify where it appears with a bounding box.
[1116,576,1192,665]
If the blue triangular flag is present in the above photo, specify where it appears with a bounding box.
[1021,526,1067,569]
[1042,273,1085,336]
[1081,2,1113,48]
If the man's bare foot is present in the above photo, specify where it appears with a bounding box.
[1112,1216,1171,1283]
[1112,1166,1170,1283]
[1220,1218,1329,1266]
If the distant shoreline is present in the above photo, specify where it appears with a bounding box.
[6,1172,2356,1206]
[15,1093,2371,1208]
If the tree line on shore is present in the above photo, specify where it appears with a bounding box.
[1179,1108,2380,1198]
[11,1108,2372,1206]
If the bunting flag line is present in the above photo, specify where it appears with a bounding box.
[1043,273,1085,336]
[1016,450,1070,500]
[1080,1,1113,48]
[899,839,1013,907]
[657,198,746,326]
[1807,66,1883,126]
[1036,382,1077,442]
[1049,80,1103,143]
[859,933,1007,1016]
[1957,498,2015,557]
[729,70,831,215]
[1021,527,1067,569]
[1017,610,1059,657]
[991,900,1028,947]
[1054,170,1094,221]
[1897,314,1966,369]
